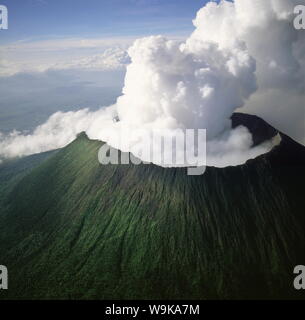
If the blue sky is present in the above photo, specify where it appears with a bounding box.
[0,0,211,44]
[0,0,214,134]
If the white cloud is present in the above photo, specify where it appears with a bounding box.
[0,0,303,168]
[0,36,135,52]
[0,109,108,158]
[0,37,135,76]
[52,47,130,71]
[190,0,305,144]
[0,35,185,76]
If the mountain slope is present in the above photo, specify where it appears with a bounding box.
[0,150,58,199]
[0,114,304,300]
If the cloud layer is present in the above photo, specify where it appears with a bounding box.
[0,0,303,168]
[0,46,130,77]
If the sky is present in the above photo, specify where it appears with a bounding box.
[0,0,208,43]
[0,0,213,134]
[0,0,304,164]
[0,0,212,71]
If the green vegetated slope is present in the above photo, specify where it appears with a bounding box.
[0,150,58,202]
[0,116,304,300]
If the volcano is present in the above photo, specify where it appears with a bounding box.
[0,113,304,300]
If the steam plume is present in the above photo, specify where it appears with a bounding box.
[0,0,302,167]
